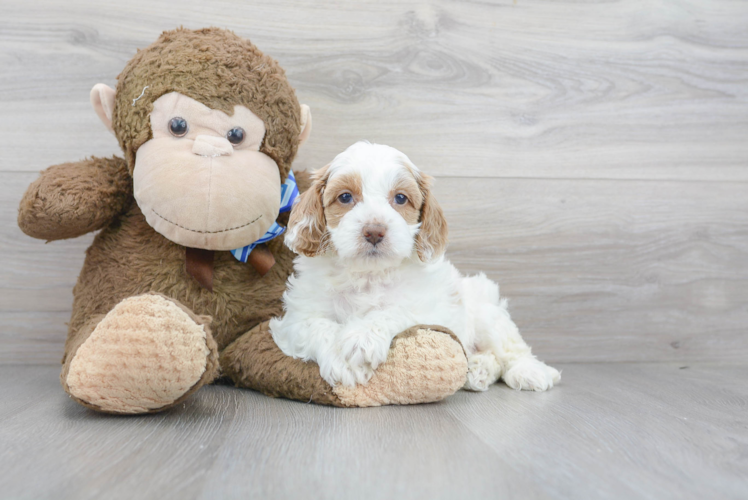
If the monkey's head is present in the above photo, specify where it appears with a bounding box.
[90,28,311,250]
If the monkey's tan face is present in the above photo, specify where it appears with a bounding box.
[133,92,281,250]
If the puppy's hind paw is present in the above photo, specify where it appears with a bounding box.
[464,353,502,392]
[503,358,561,391]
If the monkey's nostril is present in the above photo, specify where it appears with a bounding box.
[192,135,234,157]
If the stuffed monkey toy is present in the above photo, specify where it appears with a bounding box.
[17,28,468,414]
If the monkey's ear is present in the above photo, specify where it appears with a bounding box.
[90,83,116,135]
[299,104,312,146]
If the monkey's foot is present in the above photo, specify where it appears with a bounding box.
[64,293,219,414]
[332,326,468,406]
[221,322,467,407]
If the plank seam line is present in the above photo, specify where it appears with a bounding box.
[6,170,748,184]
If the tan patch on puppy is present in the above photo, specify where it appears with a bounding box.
[323,172,363,229]
[286,165,330,256]
[389,173,423,225]
[415,173,449,262]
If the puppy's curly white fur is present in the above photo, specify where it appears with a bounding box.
[270,141,560,391]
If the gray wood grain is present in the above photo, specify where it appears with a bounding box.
[0,0,747,180]
[1,363,746,500]
[4,170,747,364]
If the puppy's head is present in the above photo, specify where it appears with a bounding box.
[285,141,448,268]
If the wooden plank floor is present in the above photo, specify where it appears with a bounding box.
[1,363,746,500]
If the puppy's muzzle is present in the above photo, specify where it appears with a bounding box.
[362,224,387,246]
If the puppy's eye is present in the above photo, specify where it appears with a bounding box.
[168,117,188,137]
[226,127,245,145]
[394,193,408,205]
[338,193,353,204]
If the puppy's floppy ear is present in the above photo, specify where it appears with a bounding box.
[285,164,330,256]
[415,173,448,262]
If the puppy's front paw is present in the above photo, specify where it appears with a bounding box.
[503,358,561,391]
[318,353,374,387]
[339,327,391,371]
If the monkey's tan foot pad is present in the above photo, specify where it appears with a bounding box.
[65,293,218,414]
[333,326,468,407]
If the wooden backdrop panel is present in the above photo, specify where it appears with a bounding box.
[1,0,747,364]
[3,172,746,364]
[0,0,747,179]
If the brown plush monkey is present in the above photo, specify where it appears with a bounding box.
[17,28,467,414]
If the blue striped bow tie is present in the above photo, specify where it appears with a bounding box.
[230,170,299,263]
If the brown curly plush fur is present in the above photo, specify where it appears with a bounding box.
[18,157,132,240]
[65,199,296,353]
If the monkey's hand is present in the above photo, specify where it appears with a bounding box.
[18,156,133,241]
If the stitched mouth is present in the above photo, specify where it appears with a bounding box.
[152,209,262,234]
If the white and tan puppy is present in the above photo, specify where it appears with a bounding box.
[270,141,560,391]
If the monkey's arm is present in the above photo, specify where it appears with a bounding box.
[18,156,133,241]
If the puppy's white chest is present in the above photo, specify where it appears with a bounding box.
[331,281,397,321]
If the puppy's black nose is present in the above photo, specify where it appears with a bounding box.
[362,224,386,246]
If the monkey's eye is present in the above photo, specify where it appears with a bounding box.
[394,194,408,205]
[338,193,353,204]
[168,117,188,137]
[226,127,245,145]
